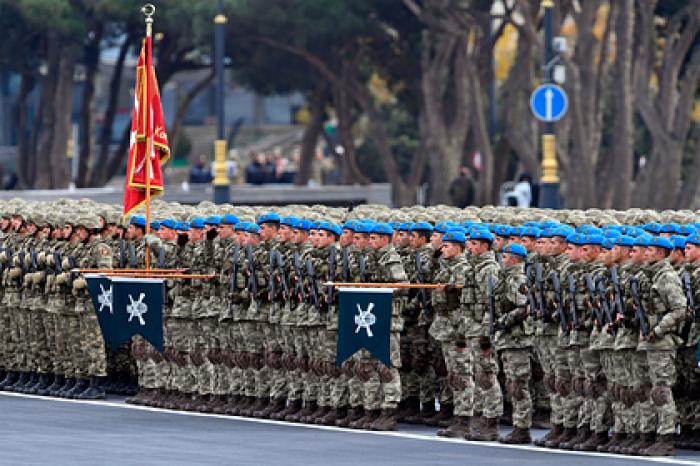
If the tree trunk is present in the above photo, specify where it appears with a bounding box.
[469,66,495,205]
[92,32,134,187]
[48,49,77,188]
[35,35,62,189]
[15,71,35,188]
[296,81,328,186]
[607,0,634,209]
[77,21,103,188]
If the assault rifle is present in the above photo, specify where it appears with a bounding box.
[609,266,624,325]
[415,252,430,316]
[596,275,616,335]
[585,273,604,330]
[567,273,578,331]
[487,273,496,336]
[306,258,321,312]
[629,277,650,337]
[327,245,337,305]
[681,271,696,342]
[550,271,567,333]
[292,252,306,304]
[245,244,259,303]
[275,250,290,300]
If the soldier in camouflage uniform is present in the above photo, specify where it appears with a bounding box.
[635,236,687,456]
[430,229,473,438]
[678,233,700,449]
[464,228,502,441]
[402,222,437,424]
[357,223,407,431]
[534,226,573,446]
[558,233,607,450]
[490,243,533,444]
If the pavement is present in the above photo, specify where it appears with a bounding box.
[1,393,700,466]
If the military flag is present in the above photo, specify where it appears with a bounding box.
[123,31,170,217]
[335,287,393,367]
[86,275,165,352]
[85,274,115,348]
[110,277,165,351]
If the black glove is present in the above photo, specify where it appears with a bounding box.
[206,229,218,240]
[177,234,189,247]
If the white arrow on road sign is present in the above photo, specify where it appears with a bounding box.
[530,84,568,122]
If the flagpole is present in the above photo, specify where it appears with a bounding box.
[143,4,154,271]
[325,282,460,289]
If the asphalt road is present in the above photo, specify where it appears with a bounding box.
[1,393,699,466]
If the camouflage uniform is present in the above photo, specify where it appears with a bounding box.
[493,260,533,436]
[429,254,471,429]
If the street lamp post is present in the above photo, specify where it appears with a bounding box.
[538,0,560,209]
[213,0,230,204]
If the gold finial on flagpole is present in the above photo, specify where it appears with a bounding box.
[142,4,155,36]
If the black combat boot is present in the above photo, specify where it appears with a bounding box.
[405,402,436,424]
[66,378,90,399]
[270,399,301,421]
[34,373,54,396]
[0,371,18,390]
[56,377,76,398]
[8,371,29,392]
[18,371,38,394]
[76,376,106,400]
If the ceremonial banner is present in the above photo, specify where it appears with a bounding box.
[85,274,115,349]
[110,277,165,351]
[336,287,393,367]
[123,33,170,217]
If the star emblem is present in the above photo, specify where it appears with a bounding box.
[98,284,113,314]
[354,302,376,337]
[127,293,148,326]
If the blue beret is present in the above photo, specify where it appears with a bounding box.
[604,230,622,238]
[649,236,673,250]
[281,216,300,228]
[469,229,494,242]
[397,222,412,232]
[342,220,358,231]
[317,221,341,236]
[159,219,178,229]
[521,227,541,238]
[221,214,240,226]
[389,222,401,230]
[614,235,635,247]
[550,226,574,238]
[245,223,260,234]
[204,215,222,226]
[541,221,560,229]
[411,221,434,233]
[679,225,696,235]
[502,243,528,258]
[331,223,343,237]
[175,221,190,232]
[295,219,314,231]
[234,222,248,231]
[660,223,679,234]
[671,235,687,250]
[643,223,663,234]
[634,235,653,247]
[257,213,281,225]
[442,230,466,243]
[434,222,452,234]
[685,233,700,246]
[582,234,605,246]
[190,218,206,229]
[539,228,553,238]
[601,239,615,250]
[150,221,160,230]
[130,216,147,227]
[509,226,523,237]
[354,222,374,234]
[566,233,583,245]
[372,223,394,235]
[494,225,512,237]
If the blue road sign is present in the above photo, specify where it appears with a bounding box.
[530,84,568,122]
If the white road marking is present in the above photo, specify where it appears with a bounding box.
[1,392,699,465]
